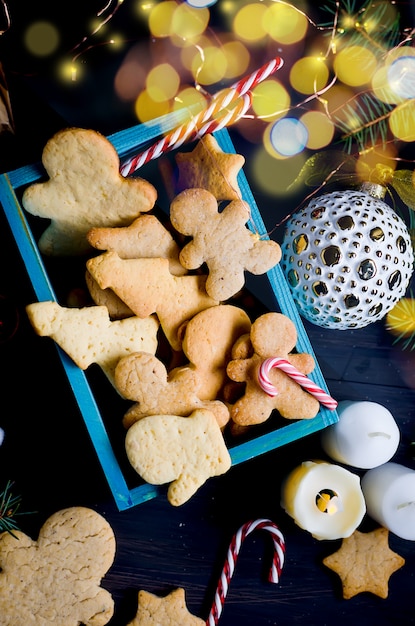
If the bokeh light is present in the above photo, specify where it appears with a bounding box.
[233,3,268,43]
[355,144,397,183]
[191,45,227,85]
[389,100,415,142]
[148,1,177,37]
[388,57,415,100]
[114,45,147,101]
[134,89,171,122]
[186,0,217,7]
[372,66,404,105]
[300,111,335,150]
[290,56,330,95]
[269,117,309,157]
[251,80,290,121]
[264,2,308,45]
[251,146,307,196]
[361,0,399,34]
[170,3,210,40]
[146,63,180,102]
[24,21,60,57]
[221,40,250,79]
[172,86,207,113]
[333,46,377,87]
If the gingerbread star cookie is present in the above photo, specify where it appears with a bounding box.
[127,588,204,625]
[323,527,405,599]
[22,127,157,256]
[175,133,245,201]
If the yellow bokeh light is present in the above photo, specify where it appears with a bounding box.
[300,111,335,149]
[384,45,415,66]
[389,100,415,142]
[24,21,60,57]
[221,40,250,79]
[148,0,176,37]
[172,86,207,114]
[290,57,330,95]
[233,3,267,43]
[170,3,210,40]
[356,144,397,184]
[180,35,211,71]
[320,84,356,118]
[362,1,398,34]
[371,66,404,105]
[134,89,171,122]
[333,46,377,87]
[251,80,290,121]
[146,63,180,102]
[263,2,308,45]
[251,145,307,195]
[191,45,227,85]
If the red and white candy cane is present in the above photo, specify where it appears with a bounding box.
[206,518,285,626]
[258,357,338,410]
[120,55,283,176]
[120,92,252,175]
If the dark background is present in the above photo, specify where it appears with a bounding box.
[0,2,415,625]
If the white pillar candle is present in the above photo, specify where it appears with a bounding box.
[321,400,400,469]
[361,462,415,541]
[281,460,366,540]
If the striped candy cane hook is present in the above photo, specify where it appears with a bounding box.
[206,518,285,626]
[258,357,338,410]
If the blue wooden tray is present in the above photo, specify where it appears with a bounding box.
[0,113,338,510]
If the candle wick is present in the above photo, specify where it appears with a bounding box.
[316,491,343,515]
[368,431,391,439]
[397,501,415,510]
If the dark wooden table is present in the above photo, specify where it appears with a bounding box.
[1,2,415,624]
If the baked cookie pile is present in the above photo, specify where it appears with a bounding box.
[23,127,319,505]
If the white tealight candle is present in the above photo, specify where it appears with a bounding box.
[321,400,400,469]
[361,462,415,541]
[281,460,366,540]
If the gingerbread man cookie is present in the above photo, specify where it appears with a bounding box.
[226,312,319,426]
[22,127,157,255]
[0,506,116,625]
[170,188,281,301]
[117,304,251,428]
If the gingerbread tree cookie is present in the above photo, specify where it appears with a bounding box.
[323,527,405,599]
[170,188,281,301]
[226,312,319,426]
[25,301,159,389]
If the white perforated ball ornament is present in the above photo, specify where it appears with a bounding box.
[281,183,414,329]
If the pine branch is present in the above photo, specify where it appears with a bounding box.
[332,93,394,152]
[0,481,28,537]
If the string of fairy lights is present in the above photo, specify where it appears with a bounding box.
[13,0,414,200]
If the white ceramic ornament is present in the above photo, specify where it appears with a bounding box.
[281,184,414,329]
